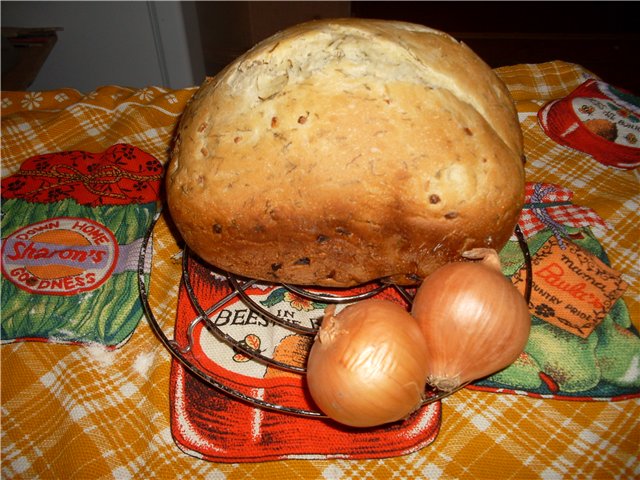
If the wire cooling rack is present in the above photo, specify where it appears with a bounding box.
[138,210,532,418]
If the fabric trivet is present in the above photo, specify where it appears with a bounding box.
[169,255,440,462]
[538,79,640,170]
[1,144,162,348]
[473,182,639,400]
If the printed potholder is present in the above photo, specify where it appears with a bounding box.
[169,255,441,462]
[538,79,640,170]
[1,144,162,348]
[472,183,639,400]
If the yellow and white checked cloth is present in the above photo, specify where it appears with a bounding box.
[2,61,639,479]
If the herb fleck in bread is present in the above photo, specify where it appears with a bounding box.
[166,18,525,287]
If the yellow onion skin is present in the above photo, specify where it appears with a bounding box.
[306,299,430,428]
[411,250,531,392]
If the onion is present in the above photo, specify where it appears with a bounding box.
[306,299,429,427]
[411,248,531,392]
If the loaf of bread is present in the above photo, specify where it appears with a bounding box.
[166,18,525,287]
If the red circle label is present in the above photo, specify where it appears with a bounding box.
[1,217,119,296]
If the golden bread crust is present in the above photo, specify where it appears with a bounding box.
[166,18,525,286]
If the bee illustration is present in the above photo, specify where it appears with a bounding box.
[579,104,595,115]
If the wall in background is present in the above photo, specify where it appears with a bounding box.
[3,1,637,94]
[2,1,206,92]
[195,1,638,94]
[196,1,351,76]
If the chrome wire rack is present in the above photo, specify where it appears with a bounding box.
[138,210,532,418]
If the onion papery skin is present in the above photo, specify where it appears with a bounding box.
[411,259,531,392]
[306,300,430,428]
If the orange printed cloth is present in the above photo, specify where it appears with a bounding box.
[2,62,639,478]
[168,256,441,462]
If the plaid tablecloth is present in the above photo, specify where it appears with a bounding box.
[2,62,638,479]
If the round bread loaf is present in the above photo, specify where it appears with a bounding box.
[166,18,525,287]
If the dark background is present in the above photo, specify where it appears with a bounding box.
[198,1,639,94]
